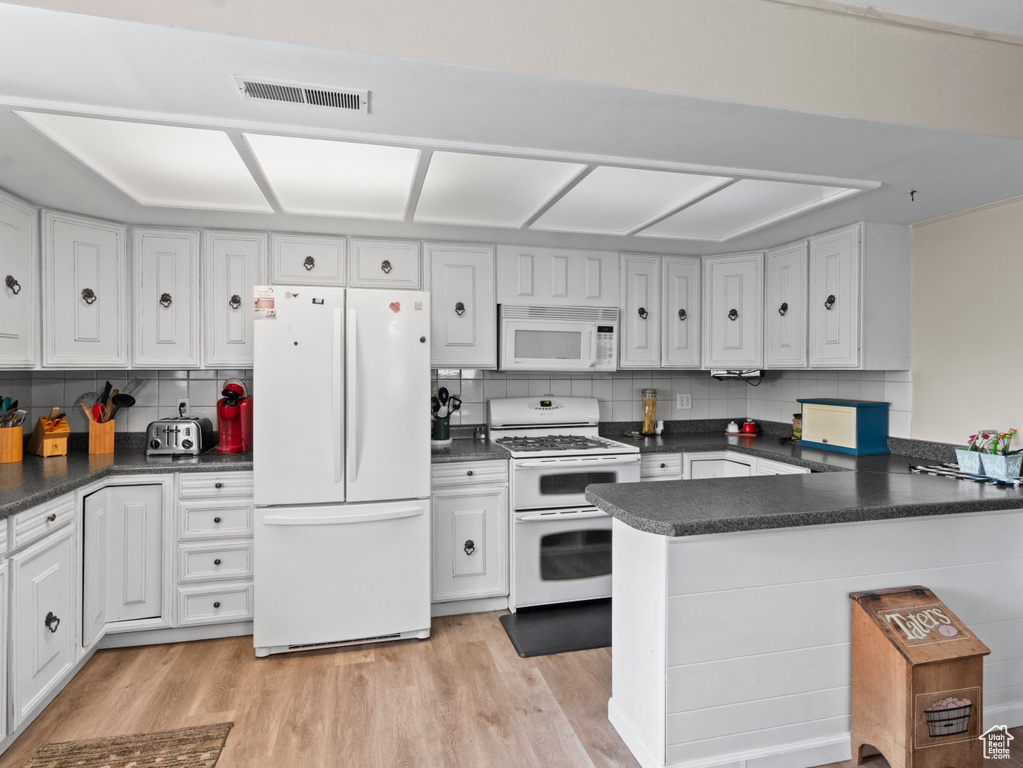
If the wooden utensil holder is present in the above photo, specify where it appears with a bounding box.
[88,418,115,455]
[28,417,70,458]
[0,426,22,464]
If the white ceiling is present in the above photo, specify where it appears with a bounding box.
[1,2,1023,255]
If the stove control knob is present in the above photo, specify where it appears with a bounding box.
[182,439,193,449]
[150,439,161,450]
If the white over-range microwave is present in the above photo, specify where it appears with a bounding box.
[499,304,619,372]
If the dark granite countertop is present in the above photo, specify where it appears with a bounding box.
[0,449,252,520]
[430,439,510,463]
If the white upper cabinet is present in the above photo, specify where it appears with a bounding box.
[764,240,808,368]
[349,238,422,289]
[808,222,910,369]
[271,233,346,286]
[133,228,200,368]
[0,190,38,367]
[702,251,764,370]
[203,231,267,369]
[426,242,496,369]
[619,254,661,368]
[42,210,128,368]
[662,256,701,368]
[496,246,618,306]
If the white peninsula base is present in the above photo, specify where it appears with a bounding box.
[608,510,1023,768]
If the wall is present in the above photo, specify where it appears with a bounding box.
[910,197,1023,445]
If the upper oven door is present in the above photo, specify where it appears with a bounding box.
[512,454,641,510]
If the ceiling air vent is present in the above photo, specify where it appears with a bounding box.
[233,76,369,113]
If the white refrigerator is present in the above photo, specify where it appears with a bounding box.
[252,286,431,657]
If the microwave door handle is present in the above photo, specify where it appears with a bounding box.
[587,328,596,368]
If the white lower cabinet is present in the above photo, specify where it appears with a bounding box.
[0,559,7,741]
[756,457,811,476]
[431,461,508,603]
[640,453,683,481]
[11,523,77,729]
[684,451,754,479]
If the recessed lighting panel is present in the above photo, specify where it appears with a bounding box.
[532,166,731,235]
[414,152,586,227]
[639,179,858,241]
[246,133,420,219]
[16,111,273,212]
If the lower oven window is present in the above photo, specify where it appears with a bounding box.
[539,530,612,580]
[539,471,616,495]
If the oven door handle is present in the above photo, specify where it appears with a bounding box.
[516,509,610,522]
[514,455,641,468]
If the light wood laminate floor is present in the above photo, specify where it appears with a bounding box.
[0,611,1018,768]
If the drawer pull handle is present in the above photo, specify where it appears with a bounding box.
[214,559,222,566]
[464,540,476,556]
[637,307,648,320]
[214,517,222,524]
[215,482,223,489]
[728,308,739,321]
[303,255,316,271]
[678,308,687,321]
[454,301,465,316]
[44,611,60,633]
[81,287,97,305]
[778,302,788,316]
[466,470,473,476]
[380,259,392,274]
[213,601,221,609]
[46,513,57,522]
[824,294,836,310]
[159,292,173,308]
[229,294,242,310]
[5,275,21,295]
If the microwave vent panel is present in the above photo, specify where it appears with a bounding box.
[500,304,619,323]
[234,76,369,113]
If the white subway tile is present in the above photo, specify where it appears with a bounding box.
[484,380,507,400]
[528,378,551,396]
[859,381,885,401]
[691,399,709,419]
[570,379,592,397]
[506,379,529,397]
[591,379,613,401]
[549,379,572,396]
[612,401,633,421]
[612,376,635,400]
[889,409,911,439]
[598,401,612,421]
[884,381,912,411]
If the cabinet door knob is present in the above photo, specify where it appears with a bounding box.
[45,513,56,522]
[81,287,97,305]
[44,611,60,633]
[303,255,316,271]
[677,308,687,321]
[380,259,392,274]
[637,307,649,320]
[214,559,222,566]
[229,294,242,310]
[660,463,666,468]
[464,540,476,556]
[454,301,466,316]
[5,275,20,295]
[778,302,788,316]
[215,482,223,489]
[213,517,222,524]
[727,308,739,321]
[824,294,836,310]
[213,601,221,609]
[466,470,473,476]
[159,292,173,308]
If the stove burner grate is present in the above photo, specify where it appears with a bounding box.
[495,435,611,452]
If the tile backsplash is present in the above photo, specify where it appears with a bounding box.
[8,367,912,439]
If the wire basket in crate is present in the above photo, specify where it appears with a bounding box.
[924,701,972,737]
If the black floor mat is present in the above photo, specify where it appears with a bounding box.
[499,598,611,658]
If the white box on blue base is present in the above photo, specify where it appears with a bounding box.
[797,398,889,455]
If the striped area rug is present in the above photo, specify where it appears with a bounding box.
[25,722,233,768]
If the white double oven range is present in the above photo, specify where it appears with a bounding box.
[487,397,640,612]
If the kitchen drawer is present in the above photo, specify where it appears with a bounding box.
[756,457,810,476]
[0,516,8,555]
[178,472,253,501]
[178,540,254,584]
[176,582,253,626]
[431,460,508,488]
[11,494,74,552]
[349,238,422,289]
[271,233,346,286]
[178,500,253,540]
[640,453,683,480]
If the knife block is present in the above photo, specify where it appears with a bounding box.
[0,426,22,464]
[88,419,115,455]
[28,416,69,458]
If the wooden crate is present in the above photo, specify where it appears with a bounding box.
[850,585,990,768]
[27,415,69,457]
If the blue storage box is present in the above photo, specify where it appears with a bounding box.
[797,398,890,456]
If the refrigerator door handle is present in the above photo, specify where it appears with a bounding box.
[347,308,359,484]
[260,506,425,525]
[332,307,344,484]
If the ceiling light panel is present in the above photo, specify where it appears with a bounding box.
[245,133,420,219]
[16,112,272,212]
[531,166,731,235]
[640,179,857,241]
[414,152,586,228]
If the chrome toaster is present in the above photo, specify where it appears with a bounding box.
[145,418,217,456]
